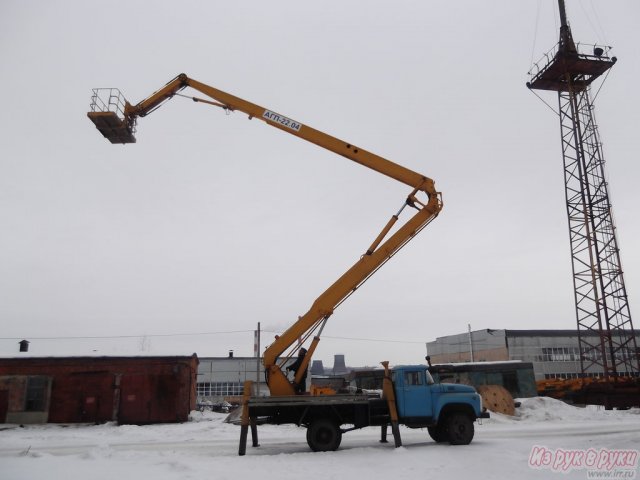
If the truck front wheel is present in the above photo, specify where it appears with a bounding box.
[445,413,474,445]
[306,419,342,452]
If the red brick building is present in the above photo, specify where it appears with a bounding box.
[0,355,198,425]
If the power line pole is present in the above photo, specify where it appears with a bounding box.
[255,322,261,396]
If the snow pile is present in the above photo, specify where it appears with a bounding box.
[514,396,640,422]
[480,396,640,425]
[516,396,594,422]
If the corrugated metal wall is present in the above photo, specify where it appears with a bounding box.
[0,355,198,425]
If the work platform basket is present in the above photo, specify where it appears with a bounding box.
[87,88,137,144]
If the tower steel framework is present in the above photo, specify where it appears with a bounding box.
[527,1,639,380]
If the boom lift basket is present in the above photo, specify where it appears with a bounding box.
[87,88,137,144]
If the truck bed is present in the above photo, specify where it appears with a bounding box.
[233,393,390,429]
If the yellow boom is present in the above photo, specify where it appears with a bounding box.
[88,73,443,396]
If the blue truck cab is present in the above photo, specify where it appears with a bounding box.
[392,364,489,445]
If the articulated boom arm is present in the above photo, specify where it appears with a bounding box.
[88,73,443,396]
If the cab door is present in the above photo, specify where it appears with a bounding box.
[401,369,433,419]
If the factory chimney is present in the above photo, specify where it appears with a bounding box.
[310,360,325,376]
[333,354,347,375]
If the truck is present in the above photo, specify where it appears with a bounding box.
[87,73,488,453]
[239,361,488,453]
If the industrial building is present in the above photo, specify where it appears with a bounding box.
[0,355,198,424]
[197,353,268,401]
[427,329,640,381]
[196,353,350,403]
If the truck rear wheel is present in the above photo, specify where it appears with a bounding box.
[306,419,342,452]
[427,425,447,443]
[445,413,474,445]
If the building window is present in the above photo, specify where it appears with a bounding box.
[543,372,607,380]
[540,346,639,364]
[541,347,581,362]
[196,382,244,398]
[25,376,48,412]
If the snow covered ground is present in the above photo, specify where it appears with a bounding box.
[1,397,638,480]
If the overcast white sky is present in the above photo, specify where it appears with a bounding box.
[1,1,639,367]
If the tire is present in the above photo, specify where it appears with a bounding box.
[306,419,342,452]
[445,413,474,445]
[427,425,447,443]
